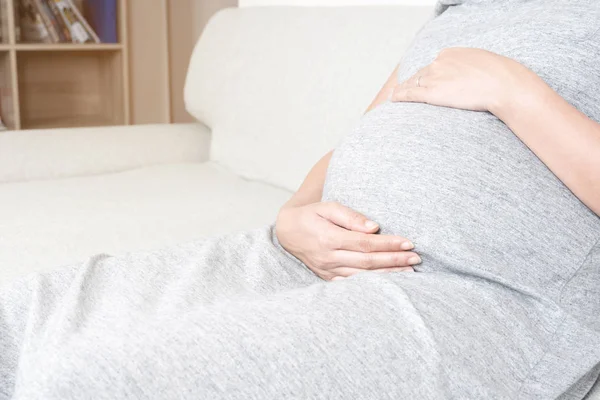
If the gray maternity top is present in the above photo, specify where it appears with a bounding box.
[1,0,600,399]
[323,0,600,397]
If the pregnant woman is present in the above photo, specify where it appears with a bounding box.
[2,0,600,398]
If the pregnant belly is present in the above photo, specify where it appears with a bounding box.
[321,101,600,300]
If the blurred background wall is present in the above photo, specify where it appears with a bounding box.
[129,0,236,125]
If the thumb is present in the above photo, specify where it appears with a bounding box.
[316,202,379,233]
[391,86,428,104]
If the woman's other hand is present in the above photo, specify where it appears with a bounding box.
[390,48,532,115]
[276,201,421,281]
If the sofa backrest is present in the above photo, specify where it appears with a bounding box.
[184,6,434,191]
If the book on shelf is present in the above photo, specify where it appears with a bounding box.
[45,0,72,42]
[44,0,73,43]
[50,0,100,43]
[19,0,52,43]
[0,2,14,43]
[17,0,101,44]
[34,0,63,43]
[13,4,22,42]
[84,0,117,43]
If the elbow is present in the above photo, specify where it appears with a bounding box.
[591,191,600,218]
[586,174,600,217]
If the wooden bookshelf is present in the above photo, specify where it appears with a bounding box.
[0,0,129,130]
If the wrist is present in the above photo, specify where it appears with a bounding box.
[489,64,547,121]
[280,196,310,215]
[283,187,322,210]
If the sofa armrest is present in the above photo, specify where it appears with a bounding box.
[0,123,212,184]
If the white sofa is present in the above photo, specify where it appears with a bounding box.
[0,6,434,285]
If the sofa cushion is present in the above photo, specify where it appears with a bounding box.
[0,123,211,184]
[185,6,434,192]
[0,162,291,285]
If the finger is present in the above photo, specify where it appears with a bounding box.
[402,74,428,89]
[333,250,422,270]
[333,266,414,277]
[336,230,414,252]
[398,66,430,89]
[316,202,379,233]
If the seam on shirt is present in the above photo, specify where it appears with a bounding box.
[514,235,600,397]
[514,316,568,398]
[558,235,600,304]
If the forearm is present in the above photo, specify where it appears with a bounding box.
[283,151,332,208]
[493,72,600,215]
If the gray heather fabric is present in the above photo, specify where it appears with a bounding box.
[2,0,600,398]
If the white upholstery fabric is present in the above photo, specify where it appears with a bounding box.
[0,5,436,284]
[0,123,211,183]
[185,6,434,192]
[0,162,291,285]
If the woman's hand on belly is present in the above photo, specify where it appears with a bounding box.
[390,47,528,113]
[390,47,600,215]
[275,201,421,281]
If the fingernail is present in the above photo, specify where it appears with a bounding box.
[365,220,378,230]
[408,256,422,265]
[401,241,414,250]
